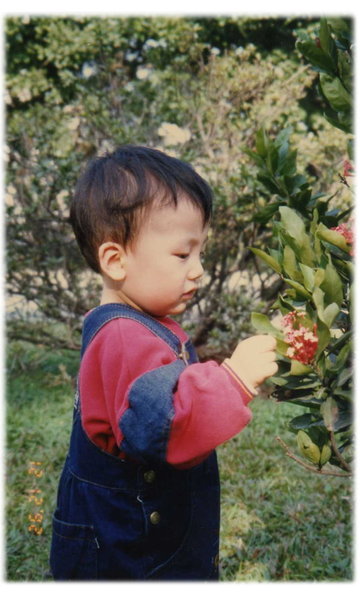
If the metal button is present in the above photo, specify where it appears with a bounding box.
[179,349,190,363]
[150,511,161,525]
[144,470,156,484]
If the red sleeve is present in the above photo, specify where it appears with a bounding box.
[166,361,252,467]
[79,318,253,465]
[79,317,179,455]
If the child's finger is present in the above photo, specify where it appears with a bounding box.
[241,335,277,350]
[265,351,277,363]
[266,361,279,377]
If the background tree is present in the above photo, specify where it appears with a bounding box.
[6,16,351,359]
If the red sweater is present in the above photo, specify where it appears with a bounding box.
[79,315,254,468]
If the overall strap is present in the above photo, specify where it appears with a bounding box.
[81,303,187,361]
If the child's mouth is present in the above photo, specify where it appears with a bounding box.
[182,290,196,300]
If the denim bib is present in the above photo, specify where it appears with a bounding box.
[50,304,220,580]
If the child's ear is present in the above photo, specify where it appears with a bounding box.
[98,242,127,281]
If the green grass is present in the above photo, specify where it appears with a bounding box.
[218,399,353,581]
[5,342,353,581]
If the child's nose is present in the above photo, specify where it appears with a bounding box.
[188,256,204,281]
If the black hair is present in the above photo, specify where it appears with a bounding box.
[70,144,213,273]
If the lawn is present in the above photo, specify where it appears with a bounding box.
[5,341,353,581]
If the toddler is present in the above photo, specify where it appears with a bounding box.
[50,145,277,581]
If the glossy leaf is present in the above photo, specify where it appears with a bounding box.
[316,223,350,252]
[250,247,282,273]
[283,278,312,299]
[283,246,302,281]
[321,260,343,306]
[319,18,337,62]
[279,206,305,244]
[255,127,268,157]
[290,360,313,376]
[320,74,352,113]
[299,263,315,291]
[296,39,337,74]
[322,302,340,328]
[279,207,315,265]
[251,312,282,337]
[289,413,324,431]
[315,319,331,356]
[320,397,338,431]
[336,367,352,388]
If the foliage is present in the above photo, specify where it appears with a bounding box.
[6,342,352,581]
[5,16,350,354]
[249,19,353,477]
[296,17,352,136]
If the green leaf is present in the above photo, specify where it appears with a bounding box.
[323,110,352,134]
[279,206,305,243]
[329,331,351,352]
[320,397,338,431]
[333,409,352,432]
[275,126,293,146]
[336,366,352,388]
[253,202,282,223]
[299,263,315,291]
[320,73,352,113]
[281,397,324,410]
[250,247,282,274]
[333,389,353,404]
[255,127,268,157]
[275,375,319,390]
[328,18,351,44]
[279,207,315,265]
[278,150,297,178]
[333,341,352,370]
[283,246,303,283]
[290,360,313,375]
[276,338,289,357]
[320,260,343,306]
[266,146,279,175]
[337,52,352,93]
[319,18,337,62]
[277,294,298,314]
[296,39,337,74]
[257,175,282,194]
[251,312,281,337]
[289,413,323,431]
[283,246,303,281]
[314,268,325,287]
[270,375,288,386]
[316,222,350,252]
[316,319,331,356]
[244,148,265,167]
[283,278,312,299]
[322,302,340,328]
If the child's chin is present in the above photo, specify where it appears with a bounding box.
[149,300,187,317]
[168,302,187,316]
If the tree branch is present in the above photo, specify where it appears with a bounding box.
[275,436,352,478]
[329,430,352,472]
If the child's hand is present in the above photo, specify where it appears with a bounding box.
[226,335,278,391]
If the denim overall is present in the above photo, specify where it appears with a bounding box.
[50,304,220,581]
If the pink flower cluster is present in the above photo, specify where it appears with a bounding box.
[281,311,318,365]
[331,221,354,255]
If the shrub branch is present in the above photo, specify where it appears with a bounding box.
[329,430,352,472]
[275,436,352,478]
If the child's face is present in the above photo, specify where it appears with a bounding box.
[120,197,209,317]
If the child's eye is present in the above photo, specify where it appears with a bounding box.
[175,253,189,260]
